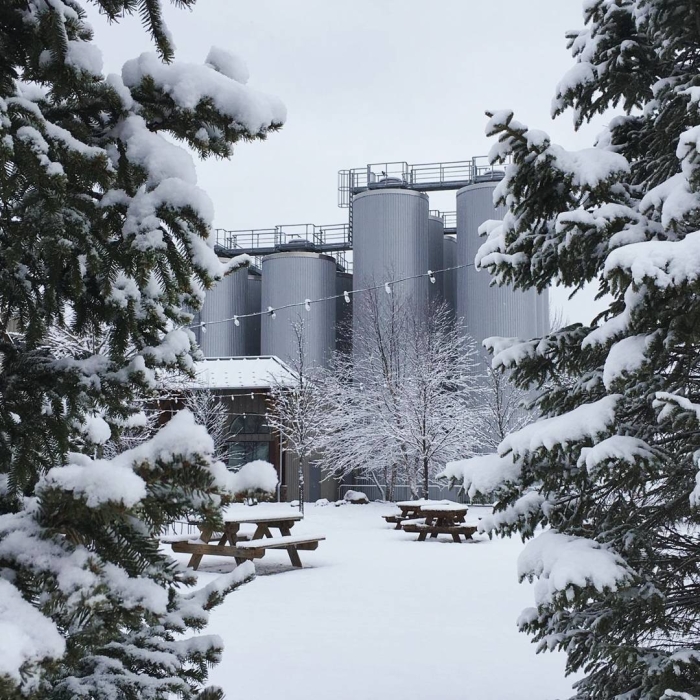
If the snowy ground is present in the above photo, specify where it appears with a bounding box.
[170,502,576,700]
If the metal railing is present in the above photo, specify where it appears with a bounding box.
[215,222,352,256]
[338,155,507,206]
[429,210,457,231]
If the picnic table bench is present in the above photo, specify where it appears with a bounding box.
[382,500,451,530]
[402,504,477,543]
[169,510,325,570]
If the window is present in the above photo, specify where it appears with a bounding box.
[230,414,270,435]
[227,441,271,469]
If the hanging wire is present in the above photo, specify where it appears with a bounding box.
[188,262,474,331]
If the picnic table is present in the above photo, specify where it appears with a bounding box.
[383,500,452,529]
[169,509,325,570]
[402,504,477,542]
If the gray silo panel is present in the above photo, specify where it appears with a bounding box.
[335,272,353,353]
[443,235,457,318]
[428,215,445,304]
[261,252,336,368]
[352,188,430,337]
[198,265,247,358]
[456,182,545,365]
[245,274,262,356]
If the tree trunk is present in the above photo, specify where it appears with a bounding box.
[423,455,430,500]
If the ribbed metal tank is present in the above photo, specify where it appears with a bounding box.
[245,272,262,356]
[443,234,457,319]
[335,271,353,353]
[428,215,444,304]
[352,188,430,338]
[197,263,247,358]
[456,182,549,363]
[261,251,336,368]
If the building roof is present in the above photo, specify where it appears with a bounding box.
[182,356,297,391]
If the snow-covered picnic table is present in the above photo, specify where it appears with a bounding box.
[402,503,477,542]
[170,505,325,570]
[383,499,452,529]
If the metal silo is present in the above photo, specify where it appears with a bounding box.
[428,214,444,304]
[443,234,457,319]
[245,272,262,356]
[352,188,430,341]
[335,271,353,353]
[261,250,336,368]
[198,263,247,358]
[456,182,548,364]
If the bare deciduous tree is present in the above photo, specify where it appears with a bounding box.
[316,293,485,499]
[182,389,231,463]
[266,319,324,513]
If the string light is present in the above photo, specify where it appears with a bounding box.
[187,262,474,332]
[428,270,436,284]
[304,299,311,311]
[201,323,207,334]
[233,316,240,326]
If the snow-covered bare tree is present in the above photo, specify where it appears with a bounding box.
[443,2,700,698]
[477,367,532,453]
[266,319,323,514]
[0,1,284,697]
[183,390,231,463]
[317,294,484,499]
[399,302,484,497]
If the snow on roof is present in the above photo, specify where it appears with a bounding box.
[181,356,297,391]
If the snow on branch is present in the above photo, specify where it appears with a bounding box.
[484,336,544,371]
[439,453,520,499]
[122,52,286,134]
[577,435,656,475]
[602,333,654,389]
[499,395,621,457]
[517,530,634,606]
[0,578,66,686]
[229,461,278,497]
[38,410,231,508]
[604,230,700,291]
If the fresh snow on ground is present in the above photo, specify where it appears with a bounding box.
[169,502,576,700]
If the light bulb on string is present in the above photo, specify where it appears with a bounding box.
[233,316,240,326]
[201,323,207,334]
[428,270,436,284]
[344,291,351,303]
[384,282,392,295]
[267,306,276,319]
[304,299,311,311]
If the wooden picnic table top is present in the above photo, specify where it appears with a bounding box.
[419,505,468,515]
[220,512,304,525]
[396,499,451,508]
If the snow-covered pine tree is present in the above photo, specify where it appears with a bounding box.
[0,1,284,697]
[442,2,700,698]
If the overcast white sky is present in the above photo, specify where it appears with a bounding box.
[89,0,610,322]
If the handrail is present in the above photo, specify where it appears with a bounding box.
[338,155,508,206]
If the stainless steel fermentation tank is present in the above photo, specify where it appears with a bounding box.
[335,271,353,353]
[261,250,336,368]
[442,234,457,318]
[245,272,262,356]
[352,188,430,340]
[456,181,549,363]
[196,263,247,358]
[428,214,444,304]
